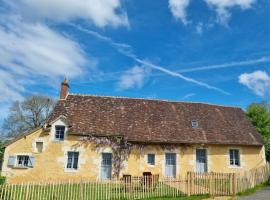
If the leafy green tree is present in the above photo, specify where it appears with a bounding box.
[246,103,270,161]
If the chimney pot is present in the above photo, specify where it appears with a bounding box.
[60,78,69,100]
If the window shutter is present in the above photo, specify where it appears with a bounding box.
[28,156,35,168]
[7,156,16,167]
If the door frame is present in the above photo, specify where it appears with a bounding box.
[100,152,113,180]
[164,152,177,178]
[195,148,208,173]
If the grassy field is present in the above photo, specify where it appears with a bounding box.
[0,181,187,200]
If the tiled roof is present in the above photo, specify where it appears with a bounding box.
[46,94,264,146]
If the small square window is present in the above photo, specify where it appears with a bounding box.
[147,154,155,165]
[191,120,198,128]
[36,142,43,153]
[55,126,65,141]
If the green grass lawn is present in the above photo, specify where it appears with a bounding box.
[0,181,188,200]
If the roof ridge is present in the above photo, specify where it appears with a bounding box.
[67,93,240,109]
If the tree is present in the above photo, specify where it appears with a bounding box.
[2,95,55,137]
[246,103,270,161]
[0,141,3,164]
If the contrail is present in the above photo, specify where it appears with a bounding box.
[71,24,230,95]
[178,56,270,73]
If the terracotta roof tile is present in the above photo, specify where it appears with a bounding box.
[47,94,264,146]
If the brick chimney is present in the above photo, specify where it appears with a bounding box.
[60,78,69,100]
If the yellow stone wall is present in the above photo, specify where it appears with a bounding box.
[1,128,266,184]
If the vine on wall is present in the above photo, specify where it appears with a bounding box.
[81,135,177,178]
[81,135,134,178]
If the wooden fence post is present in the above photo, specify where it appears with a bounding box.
[209,172,213,196]
[25,182,30,200]
[187,172,191,196]
[80,178,83,200]
[232,173,237,196]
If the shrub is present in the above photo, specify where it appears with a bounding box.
[0,176,5,185]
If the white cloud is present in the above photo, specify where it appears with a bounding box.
[0,19,87,79]
[118,65,151,90]
[6,0,129,28]
[238,70,270,97]
[0,17,92,103]
[169,0,191,25]
[204,0,256,25]
[0,70,24,103]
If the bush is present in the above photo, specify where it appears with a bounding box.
[0,176,5,185]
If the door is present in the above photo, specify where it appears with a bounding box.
[196,149,207,173]
[101,153,112,180]
[165,153,176,178]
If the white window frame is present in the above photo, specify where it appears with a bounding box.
[35,141,44,153]
[11,154,35,169]
[164,152,177,178]
[55,125,65,141]
[101,152,113,180]
[147,154,155,165]
[229,149,241,167]
[66,151,79,171]
[195,148,208,173]
[17,155,30,168]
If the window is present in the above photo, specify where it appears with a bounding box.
[55,126,65,141]
[229,149,240,166]
[8,155,35,168]
[17,156,29,167]
[191,120,198,128]
[67,152,79,170]
[101,153,112,180]
[36,142,43,153]
[165,153,176,177]
[147,154,155,165]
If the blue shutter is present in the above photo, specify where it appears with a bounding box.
[8,156,16,167]
[29,156,35,168]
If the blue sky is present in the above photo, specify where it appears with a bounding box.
[0,0,270,126]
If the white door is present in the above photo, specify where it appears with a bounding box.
[196,149,207,173]
[101,153,112,180]
[165,153,176,178]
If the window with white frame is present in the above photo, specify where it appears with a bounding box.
[17,156,29,167]
[7,155,35,168]
[36,142,43,153]
[55,126,65,141]
[147,154,155,165]
[229,149,240,166]
[66,152,79,170]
